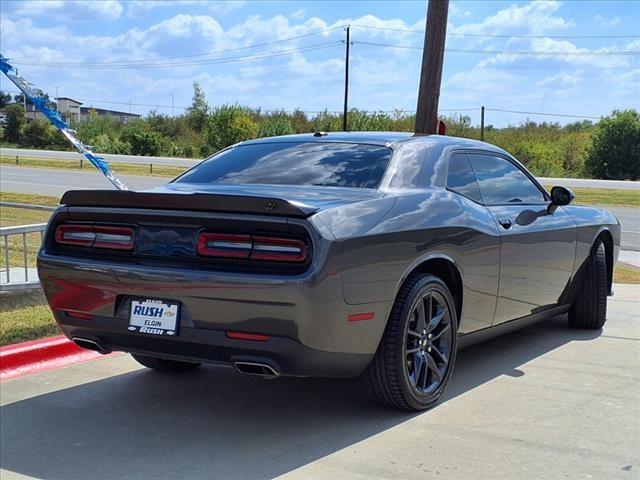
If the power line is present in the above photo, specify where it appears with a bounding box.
[12,42,343,69]
[484,108,601,119]
[351,24,640,39]
[9,27,345,67]
[353,40,640,55]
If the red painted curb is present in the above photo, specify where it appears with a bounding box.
[0,335,113,380]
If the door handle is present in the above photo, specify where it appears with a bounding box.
[498,218,512,229]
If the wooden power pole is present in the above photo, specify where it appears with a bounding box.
[415,0,449,134]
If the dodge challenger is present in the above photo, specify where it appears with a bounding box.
[37,132,621,411]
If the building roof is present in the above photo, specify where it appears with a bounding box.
[57,97,82,104]
[79,106,140,117]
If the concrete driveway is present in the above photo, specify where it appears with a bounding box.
[1,284,638,480]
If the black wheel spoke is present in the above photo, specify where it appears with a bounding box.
[427,307,445,333]
[425,353,442,382]
[407,346,421,354]
[430,323,450,342]
[431,345,448,363]
[407,329,421,338]
[411,352,425,385]
[415,297,427,333]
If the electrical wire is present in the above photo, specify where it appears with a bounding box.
[351,24,640,39]
[12,42,343,69]
[353,40,640,55]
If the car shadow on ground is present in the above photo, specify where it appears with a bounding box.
[1,316,600,480]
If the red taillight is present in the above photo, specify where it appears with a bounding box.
[55,224,134,251]
[197,232,308,263]
[197,233,252,259]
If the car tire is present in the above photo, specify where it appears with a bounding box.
[568,240,608,329]
[130,353,201,372]
[363,274,458,411]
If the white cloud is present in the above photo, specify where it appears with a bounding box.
[451,0,574,36]
[593,14,622,27]
[2,0,123,21]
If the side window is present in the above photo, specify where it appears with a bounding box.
[447,153,482,203]
[467,154,546,205]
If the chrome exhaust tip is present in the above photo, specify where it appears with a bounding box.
[72,337,108,354]
[233,361,279,378]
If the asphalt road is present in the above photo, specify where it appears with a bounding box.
[1,164,166,195]
[1,147,199,168]
[1,284,637,480]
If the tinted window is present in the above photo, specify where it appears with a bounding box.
[176,142,392,188]
[468,154,546,204]
[447,154,482,203]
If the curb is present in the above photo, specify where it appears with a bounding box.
[0,335,110,380]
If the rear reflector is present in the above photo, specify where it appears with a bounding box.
[198,232,307,263]
[348,312,375,322]
[226,331,271,342]
[55,224,134,250]
[65,310,94,320]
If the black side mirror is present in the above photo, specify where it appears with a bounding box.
[548,186,575,213]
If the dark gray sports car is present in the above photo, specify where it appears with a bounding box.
[37,132,621,411]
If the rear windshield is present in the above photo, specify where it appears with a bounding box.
[175,142,393,188]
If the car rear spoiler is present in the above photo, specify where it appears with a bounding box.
[60,190,319,218]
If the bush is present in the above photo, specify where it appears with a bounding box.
[121,122,162,156]
[205,104,257,153]
[2,104,25,144]
[22,119,54,148]
[585,110,640,180]
[257,115,295,137]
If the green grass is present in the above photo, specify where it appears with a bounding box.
[0,291,60,347]
[1,154,187,178]
[0,192,58,269]
[544,186,639,207]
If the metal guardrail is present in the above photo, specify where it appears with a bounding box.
[1,222,47,290]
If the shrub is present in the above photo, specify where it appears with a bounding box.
[205,104,257,153]
[257,115,295,137]
[585,110,640,180]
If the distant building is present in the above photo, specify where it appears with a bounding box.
[24,96,140,124]
[79,106,140,123]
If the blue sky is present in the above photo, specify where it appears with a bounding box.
[1,0,638,127]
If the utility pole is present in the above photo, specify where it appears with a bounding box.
[415,0,449,134]
[342,25,350,132]
[170,94,175,116]
[55,86,59,114]
[480,105,485,141]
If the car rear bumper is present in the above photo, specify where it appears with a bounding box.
[38,252,391,377]
[57,312,372,377]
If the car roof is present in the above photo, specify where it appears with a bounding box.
[238,132,510,154]
[239,132,413,147]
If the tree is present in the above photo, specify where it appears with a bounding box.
[585,110,640,180]
[187,82,208,132]
[205,104,257,153]
[0,91,12,108]
[23,119,54,148]
[2,104,25,144]
[257,115,295,137]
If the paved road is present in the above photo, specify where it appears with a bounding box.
[1,284,637,480]
[2,166,638,250]
[1,147,199,167]
[0,165,165,196]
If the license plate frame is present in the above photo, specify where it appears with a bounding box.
[128,299,180,337]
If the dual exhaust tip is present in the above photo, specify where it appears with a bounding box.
[73,337,279,378]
